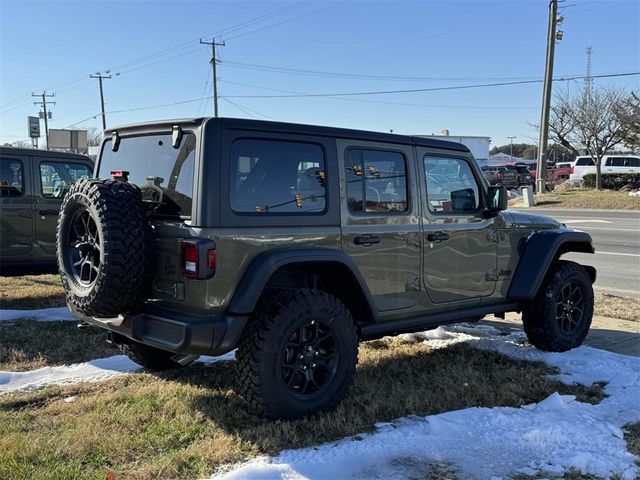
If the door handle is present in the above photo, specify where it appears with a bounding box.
[353,234,381,246]
[426,231,450,242]
[38,209,58,217]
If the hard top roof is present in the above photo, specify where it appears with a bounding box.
[0,146,92,161]
[105,117,470,153]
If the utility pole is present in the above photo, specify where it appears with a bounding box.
[536,0,563,193]
[32,92,55,149]
[200,38,225,117]
[90,72,115,131]
[507,136,516,162]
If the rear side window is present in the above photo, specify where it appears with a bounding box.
[100,133,196,218]
[346,148,408,213]
[575,157,594,166]
[627,158,640,167]
[0,158,24,196]
[230,139,326,214]
[40,161,91,198]
[607,157,626,167]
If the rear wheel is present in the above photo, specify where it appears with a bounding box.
[235,289,358,419]
[522,261,594,352]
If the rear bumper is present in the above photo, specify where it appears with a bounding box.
[69,304,248,356]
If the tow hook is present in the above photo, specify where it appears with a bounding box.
[77,322,90,330]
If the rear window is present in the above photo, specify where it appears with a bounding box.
[99,133,196,218]
[575,157,594,166]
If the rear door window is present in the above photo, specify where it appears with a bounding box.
[0,158,24,196]
[345,148,408,213]
[230,139,326,214]
[39,161,91,198]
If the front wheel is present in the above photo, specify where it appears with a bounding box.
[235,289,358,419]
[522,260,594,352]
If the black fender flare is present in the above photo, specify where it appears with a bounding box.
[507,229,595,300]
[226,247,378,321]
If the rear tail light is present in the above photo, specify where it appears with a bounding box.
[181,242,198,277]
[180,240,217,279]
[207,248,217,269]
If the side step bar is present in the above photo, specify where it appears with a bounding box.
[360,302,520,341]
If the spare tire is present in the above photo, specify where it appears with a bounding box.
[56,178,153,317]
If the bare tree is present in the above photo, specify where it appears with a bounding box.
[86,127,102,147]
[615,92,640,151]
[549,86,635,190]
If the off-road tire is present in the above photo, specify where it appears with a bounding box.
[118,341,183,371]
[522,260,594,352]
[235,289,358,419]
[56,178,153,317]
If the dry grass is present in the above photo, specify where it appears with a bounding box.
[0,320,115,371]
[0,274,65,309]
[624,421,640,464]
[0,339,606,480]
[595,293,639,322]
[510,189,640,210]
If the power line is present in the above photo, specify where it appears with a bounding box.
[59,70,636,129]
[223,59,570,82]
[0,2,319,114]
[218,79,538,110]
[223,72,640,99]
[225,2,345,41]
[221,97,277,120]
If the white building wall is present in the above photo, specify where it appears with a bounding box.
[416,135,491,165]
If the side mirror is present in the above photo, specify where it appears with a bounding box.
[485,185,508,216]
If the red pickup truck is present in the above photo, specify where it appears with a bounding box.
[522,163,572,186]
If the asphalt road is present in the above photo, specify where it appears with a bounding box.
[526,208,640,299]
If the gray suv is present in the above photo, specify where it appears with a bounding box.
[57,118,596,419]
[1,147,92,274]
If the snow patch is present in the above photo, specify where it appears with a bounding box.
[213,325,640,480]
[0,351,236,394]
[0,306,75,322]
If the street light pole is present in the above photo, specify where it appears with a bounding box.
[507,136,516,163]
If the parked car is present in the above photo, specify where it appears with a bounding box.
[569,155,640,185]
[480,165,519,189]
[58,118,596,419]
[528,162,572,187]
[0,147,93,274]
[512,163,534,187]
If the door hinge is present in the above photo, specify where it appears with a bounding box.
[486,270,498,281]
[405,277,421,292]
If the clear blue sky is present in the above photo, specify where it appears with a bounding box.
[1,0,638,148]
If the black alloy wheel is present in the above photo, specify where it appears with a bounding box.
[281,320,339,397]
[555,281,584,335]
[68,210,101,286]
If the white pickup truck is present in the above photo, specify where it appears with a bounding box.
[569,155,640,185]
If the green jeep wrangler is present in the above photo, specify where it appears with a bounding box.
[57,118,596,419]
[1,147,92,274]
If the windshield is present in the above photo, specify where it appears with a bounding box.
[99,133,196,218]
